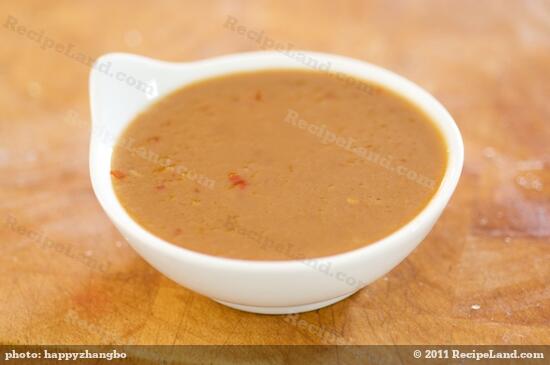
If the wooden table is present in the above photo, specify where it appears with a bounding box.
[1,0,549,346]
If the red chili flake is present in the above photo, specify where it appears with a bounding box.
[147,136,160,142]
[228,172,248,189]
[174,228,182,236]
[254,91,262,101]
[155,184,166,190]
[110,170,126,179]
[193,188,200,193]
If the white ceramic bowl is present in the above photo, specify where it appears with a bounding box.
[89,51,463,314]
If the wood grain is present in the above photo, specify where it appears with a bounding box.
[0,0,549,345]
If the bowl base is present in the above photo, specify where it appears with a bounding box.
[213,292,355,314]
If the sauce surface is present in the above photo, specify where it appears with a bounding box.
[111,70,447,260]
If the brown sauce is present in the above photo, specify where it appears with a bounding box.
[111,70,447,260]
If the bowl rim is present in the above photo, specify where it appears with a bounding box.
[89,50,464,270]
